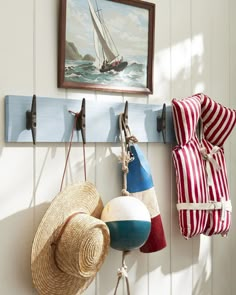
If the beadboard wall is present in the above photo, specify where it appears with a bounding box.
[0,0,236,294]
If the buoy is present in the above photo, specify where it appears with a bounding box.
[101,196,151,251]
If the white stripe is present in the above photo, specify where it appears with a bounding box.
[206,106,226,140]
[216,111,236,146]
[130,187,160,218]
[185,146,196,202]
[201,95,214,122]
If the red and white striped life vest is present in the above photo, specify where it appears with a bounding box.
[172,93,236,239]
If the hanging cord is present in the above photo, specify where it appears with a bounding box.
[113,114,138,295]
[114,251,131,295]
[118,114,138,196]
[60,111,86,192]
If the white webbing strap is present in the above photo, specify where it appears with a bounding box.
[200,145,221,186]
[176,198,232,221]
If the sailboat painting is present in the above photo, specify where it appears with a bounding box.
[58,0,155,94]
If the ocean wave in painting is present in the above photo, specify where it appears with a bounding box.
[64,58,147,88]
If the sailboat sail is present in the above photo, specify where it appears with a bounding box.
[87,0,116,63]
[87,0,128,73]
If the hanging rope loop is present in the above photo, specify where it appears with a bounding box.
[114,251,131,295]
[60,110,86,192]
[118,113,138,197]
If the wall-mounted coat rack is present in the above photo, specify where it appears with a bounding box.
[5,95,176,144]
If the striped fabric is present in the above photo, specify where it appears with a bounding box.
[200,93,236,147]
[172,95,201,145]
[201,138,232,236]
[172,138,208,238]
[172,94,235,239]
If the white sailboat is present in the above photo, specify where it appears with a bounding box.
[87,0,128,73]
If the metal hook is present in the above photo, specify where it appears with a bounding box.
[121,101,128,134]
[196,119,202,141]
[77,98,86,144]
[157,103,166,144]
[26,94,36,144]
[120,101,136,161]
[121,101,130,140]
[69,98,86,144]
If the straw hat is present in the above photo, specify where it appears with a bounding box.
[31,182,110,295]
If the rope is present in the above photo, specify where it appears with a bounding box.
[60,111,86,192]
[114,251,131,295]
[113,113,138,294]
[118,114,138,196]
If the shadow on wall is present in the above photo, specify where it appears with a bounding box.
[0,203,49,293]
[192,262,211,295]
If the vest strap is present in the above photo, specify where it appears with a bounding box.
[176,198,232,221]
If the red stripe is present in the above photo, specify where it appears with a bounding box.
[173,149,187,203]
[205,106,226,142]
[172,96,201,145]
[140,215,167,253]
[211,111,236,146]
[201,94,236,146]
[204,104,223,139]
[202,103,218,130]
[173,140,208,238]
[201,96,213,118]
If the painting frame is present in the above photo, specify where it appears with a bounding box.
[58,0,155,94]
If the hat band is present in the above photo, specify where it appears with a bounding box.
[51,211,85,272]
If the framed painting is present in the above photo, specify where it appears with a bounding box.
[58,0,155,94]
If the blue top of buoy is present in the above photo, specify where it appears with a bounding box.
[127,144,153,193]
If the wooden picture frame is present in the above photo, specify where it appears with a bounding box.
[58,0,155,94]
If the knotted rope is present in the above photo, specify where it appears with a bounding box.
[118,113,138,196]
[113,113,138,295]
[114,251,131,295]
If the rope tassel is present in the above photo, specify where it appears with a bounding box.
[114,251,131,295]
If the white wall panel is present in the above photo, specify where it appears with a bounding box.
[0,0,235,294]
[0,0,34,95]
[191,2,213,295]
[0,0,35,294]
[0,148,35,294]
[170,1,193,295]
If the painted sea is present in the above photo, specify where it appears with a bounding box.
[64,56,147,89]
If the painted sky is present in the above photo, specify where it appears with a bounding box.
[66,0,149,58]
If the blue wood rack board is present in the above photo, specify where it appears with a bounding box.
[5,95,176,143]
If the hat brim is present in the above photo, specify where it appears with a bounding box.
[31,182,106,295]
